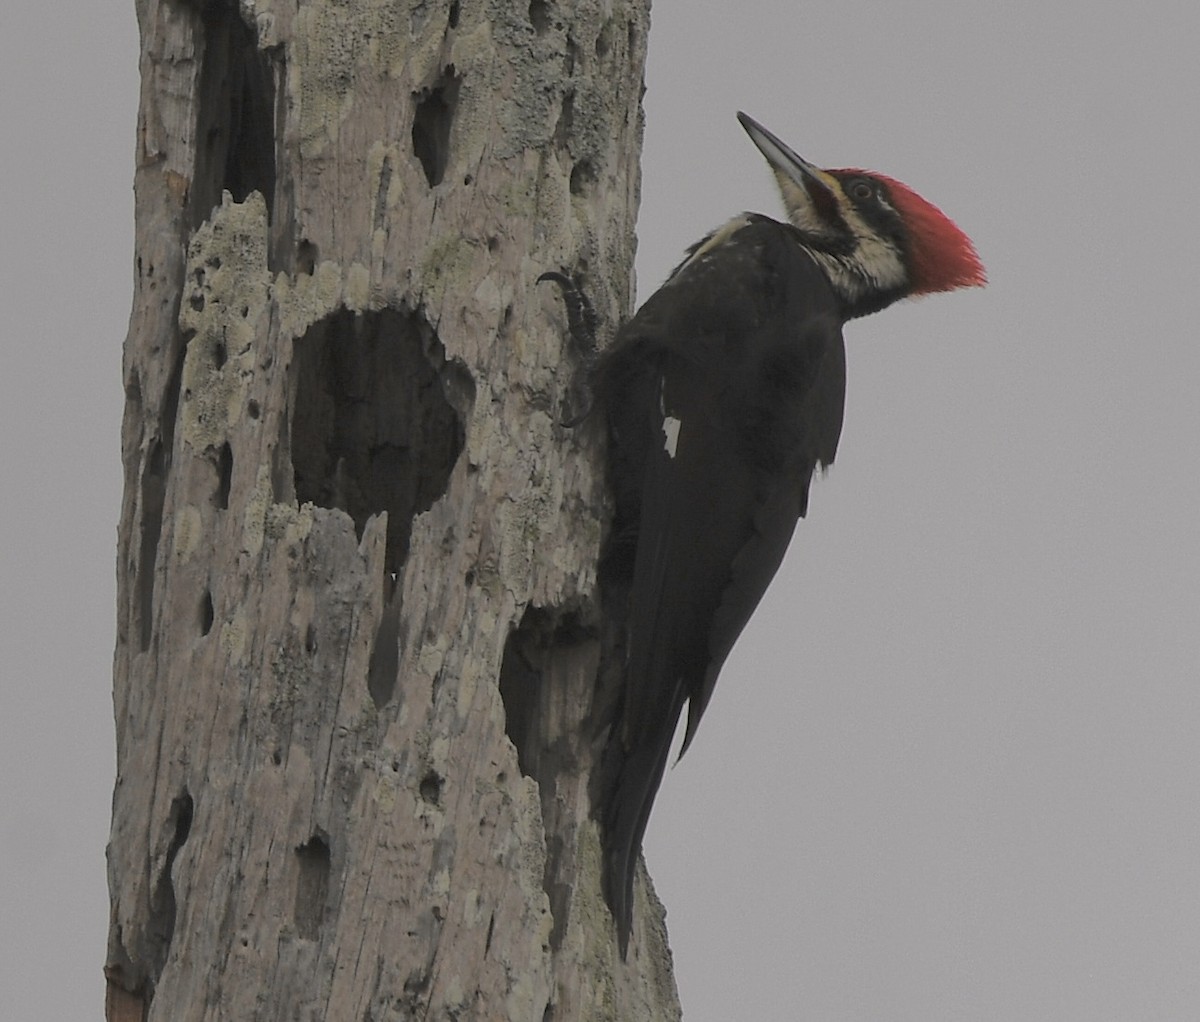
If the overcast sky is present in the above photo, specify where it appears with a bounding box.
[3,1,1198,1019]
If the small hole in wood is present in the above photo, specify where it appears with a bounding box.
[570,159,596,196]
[419,771,443,805]
[596,20,611,57]
[199,590,214,635]
[294,835,331,940]
[216,442,233,510]
[297,240,317,275]
[412,67,461,188]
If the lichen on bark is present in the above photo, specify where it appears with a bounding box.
[109,0,679,1018]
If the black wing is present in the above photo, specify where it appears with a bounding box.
[596,217,846,954]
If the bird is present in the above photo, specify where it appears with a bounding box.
[590,111,986,958]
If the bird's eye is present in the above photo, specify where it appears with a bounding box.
[849,180,874,201]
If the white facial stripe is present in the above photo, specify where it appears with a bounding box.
[776,175,838,241]
[809,248,906,305]
[774,168,909,304]
[852,236,907,291]
[805,199,908,303]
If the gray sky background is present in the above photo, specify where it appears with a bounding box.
[2,1,1197,1019]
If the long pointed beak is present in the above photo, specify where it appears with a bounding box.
[736,112,839,197]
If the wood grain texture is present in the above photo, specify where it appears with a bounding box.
[108,1,680,1017]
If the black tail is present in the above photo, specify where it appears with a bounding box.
[601,654,689,958]
[603,733,675,958]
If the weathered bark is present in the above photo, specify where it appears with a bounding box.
[106,0,681,1018]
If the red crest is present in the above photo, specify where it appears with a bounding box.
[847,171,986,294]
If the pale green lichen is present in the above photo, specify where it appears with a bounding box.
[418,233,479,314]
[417,633,449,679]
[291,5,368,157]
[172,505,204,563]
[344,262,372,312]
[220,605,248,664]
[428,734,450,768]
[269,641,308,703]
[373,773,398,815]
[569,823,622,1019]
[179,192,271,453]
[441,975,465,1007]
[292,0,444,158]
[454,652,487,716]
[463,380,497,469]
[352,695,381,733]
[241,462,274,558]
[462,888,488,927]
[272,259,342,340]
[492,409,564,595]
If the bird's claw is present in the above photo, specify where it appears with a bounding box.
[539,268,599,426]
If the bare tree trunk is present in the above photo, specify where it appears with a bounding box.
[106,1,681,1018]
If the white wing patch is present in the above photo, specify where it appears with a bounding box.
[669,216,751,281]
[662,415,682,458]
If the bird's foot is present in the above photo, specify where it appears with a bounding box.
[538,269,600,427]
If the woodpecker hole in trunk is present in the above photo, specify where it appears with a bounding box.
[412,67,461,187]
[137,440,166,653]
[499,605,598,950]
[367,575,402,709]
[199,589,214,636]
[595,19,612,58]
[215,441,233,510]
[373,153,393,232]
[293,834,331,941]
[295,240,317,276]
[145,791,193,994]
[569,159,596,197]
[190,1,278,229]
[553,93,574,148]
[288,306,472,578]
[419,770,444,805]
[529,0,551,35]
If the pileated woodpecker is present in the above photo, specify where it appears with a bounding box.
[560,113,985,957]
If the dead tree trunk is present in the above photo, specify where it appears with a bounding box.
[106,1,681,1018]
